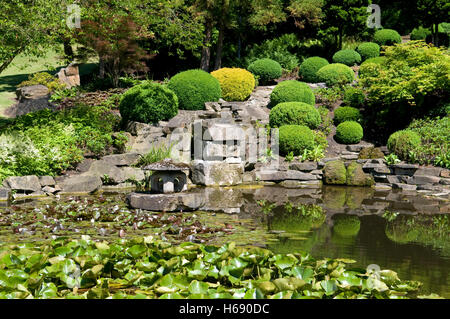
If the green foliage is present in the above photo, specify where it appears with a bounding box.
[316,63,355,87]
[361,56,386,66]
[247,58,283,85]
[136,144,173,167]
[334,107,362,125]
[269,80,315,108]
[387,130,422,161]
[299,57,329,83]
[332,49,362,66]
[373,29,402,46]
[410,27,432,40]
[335,121,363,144]
[17,72,66,92]
[269,102,321,129]
[333,215,361,237]
[314,87,343,109]
[168,69,221,110]
[278,125,315,156]
[317,106,333,136]
[343,86,365,108]
[119,81,178,124]
[211,68,255,101]
[384,154,401,165]
[356,42,381,61]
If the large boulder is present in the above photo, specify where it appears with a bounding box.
[2,175,41,192]
[0,188,10,201]
[126,192,205,212]
[84,160,126,184]
[346,162,375,186]
[323,160,347,185]
[191,160,244,186]
[16,85,49,100]
[60,175,102,193]
[101,153,141,167]
[56,64,80,88]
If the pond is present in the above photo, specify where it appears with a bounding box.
[0,185,448,298]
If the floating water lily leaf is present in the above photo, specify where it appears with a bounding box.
[36,282,57,299]
[291,266,314,282]
[126,244,147,259]
[188,280,209,294]
[320,280,338,295]
[243,288,264,299]
[272,255,298,270]
[159,292,183,299]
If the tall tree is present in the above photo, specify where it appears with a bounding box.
[416,0,450,46]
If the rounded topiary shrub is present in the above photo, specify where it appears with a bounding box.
[356,42,381,61]
[335,121,363,144]
[247,58,282,85]
[334,107,362,125]
[299,57,329,83]
[119,81,178,124]
[167,69,221,110]
[374,29,402,46]
[332,49,362,66]
[387,130,421,160]
[211,67,255,101]
[316,63,355,87]
[279,125,315,156]
[269,102,321,129]
[269,80,315,107]
[410,26,431,40]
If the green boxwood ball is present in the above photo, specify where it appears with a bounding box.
[374,29,402,46]
[279,125,315,156]
[356,42,381,61]
[410,26,431,40]
[299,57,329,83]
[119,81,178,124]
[247,58,282,85]
[334,107,362,125]
[332,49,362,66]
[269,80,315,108]
[167,69,221,110]
[387,130,421,160]
[269,102,321,129]
[335,121,363,144]
[316,63,355,87]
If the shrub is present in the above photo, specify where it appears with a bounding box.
[278,125,315,156]
[332,49,362,66]
[247,58,282,84]
[211,67,255,101]
[316,63,355,87]
[18,72,66,92]
[343,87,365,108]
[360,56,387,67]
[269,80,315,107]
[269,102,321,129]
[358,62,382,79]
[356,42,381,61]
[119,81,178,124]
[334,107,362,125]
[387,130,421,160]
[374,29,402,46]
[410,26,432,40]
[335,121,363,144]
[167,69,221,110]
[299,57,329,83]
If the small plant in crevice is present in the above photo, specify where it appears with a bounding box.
[384,154,401,165]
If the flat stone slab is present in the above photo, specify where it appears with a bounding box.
[39,176,56,187]
[101,153,141,166]
[142,159,190,172]
[60,175,102,194]
[3,175,41,192]
[255,170,318,182]
[289,162,318,172]
[127,192,205,212]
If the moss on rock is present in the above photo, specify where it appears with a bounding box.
[323,160,347,185]
[346,162,374,186]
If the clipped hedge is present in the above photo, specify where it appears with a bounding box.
[167,69,221,110]
[334,107,362,125]
[269,102,321,129]
[119,81,178,124]
[316,63,355,87]
[299,57,329,83]
[211,67,255,101]
[269,80,315,107]
[387,130,422,160]
[335,121,363,144]
[332,49,362,66]
[410,26,432,40]
[356,42,380,61]
[374,29,402,46]
[247,58,282,85]
[279,125,315,156]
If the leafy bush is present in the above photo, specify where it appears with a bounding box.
[18,72,66,92]
[387,130,421,161]
[360,56,386,66]
[314,87,343,109]
[316,63,355,87]
[410,27,432,40]
[278,125,315,156]
[356,42,380,61]
[269,80,315,107]
[343,87,365,108]
[167,69,221,110]
[334,107,362,125]
[335,121,363,144]
[247,58,282,84]
[119,81,178,124]
[299,57,329,83]
[374,29,402,46]
[332,49,362,66]
[211,67,255,101]
[269,102,321,129]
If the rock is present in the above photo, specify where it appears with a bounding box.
[0,188,10,201]
[121,167,145,182]
[255,170,317,182]
[42,186,58,194]
[56,64,80,88]
[3,175,41,192]
[374,183,392,191]
[440,178,450,185]
[386,175,401,184]
[126,192,205,212]
[126,121,164,136]
[60,175,102,193]
[358,147,385,159]
[392,183,417,191]
[323,160,347,185]
[414,167,442,177]
[191,160,244,186]
[76,158,96,173]
[85,160,126,184]
[203,141,241,160]
[346,145,365,152]
[243,172,255,183]
[391,163,419,176]
[289,162,318,172]
[408,175,441,185]
[279,180,319,188]
[374,166,391,174]
[101,153,141,166]
[203,124,245,141]
[346,162,375,186]
[341,154,359,160]
[39,176,55,187]
[16,85,49,100]
[441,170,450,178]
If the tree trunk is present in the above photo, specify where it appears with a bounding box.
[214,22,225,70]
[338,29,343,51]
[63,39,74,62]
[433,23,439,47]
[99,56,106,79]
[200,18,213,71]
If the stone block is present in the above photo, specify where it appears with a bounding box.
[191,160,244,186]
[3,176,41,192]
[39,176,56,187]
[101,153,141,166]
